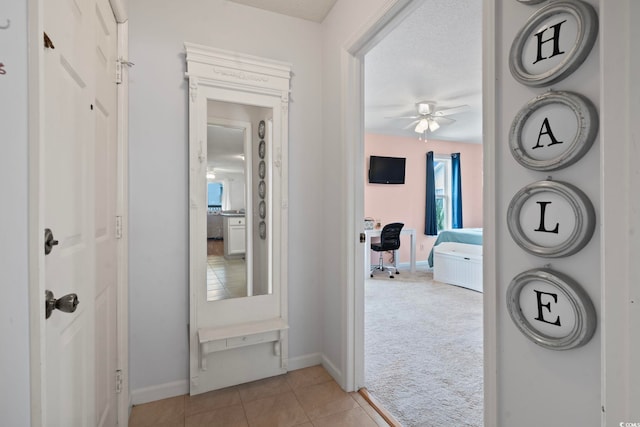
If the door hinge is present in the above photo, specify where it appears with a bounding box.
[115,57,134,84]
[43,32,55,49]
[360,233,366,243]
[115,369,123,393]
[115,216,123,239]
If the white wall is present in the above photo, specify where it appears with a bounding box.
[128,0,324,392]
[0,1,31,425]
[319,0,391,383]
[494,2,601,424]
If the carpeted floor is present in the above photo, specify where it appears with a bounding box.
[365,267,483,426]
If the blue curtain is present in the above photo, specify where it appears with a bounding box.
[451,153,463,229]
[425,151,438,235]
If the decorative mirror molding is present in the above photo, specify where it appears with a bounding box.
[507,180,595,257]
[509,0,598,87]
[507,268,596,350]
[517,0,546,4]
[186,43,291,394]
[509,90,598,171]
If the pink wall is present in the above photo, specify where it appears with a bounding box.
[365,133,483,265]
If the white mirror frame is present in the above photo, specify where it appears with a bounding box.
[185,43,291,393]
[507,180,595,257]
[509,1,598,87]
[507,268,596,350]
[509,90,598,171]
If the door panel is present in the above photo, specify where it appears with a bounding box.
[44,0,95,424]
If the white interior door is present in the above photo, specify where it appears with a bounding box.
[42,0,118,425]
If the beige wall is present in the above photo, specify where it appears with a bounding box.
[364,133,483,264]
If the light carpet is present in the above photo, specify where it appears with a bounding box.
[365,268,483,426]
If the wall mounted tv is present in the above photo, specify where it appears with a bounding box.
[368,155,406,184]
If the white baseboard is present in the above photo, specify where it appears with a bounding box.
[130,353,343,406]
[321,354,343,387]
[130,379,189,405]
[287,352,323,371]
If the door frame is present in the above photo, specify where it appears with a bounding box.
[26,0,130,425]
[340,1,497,426]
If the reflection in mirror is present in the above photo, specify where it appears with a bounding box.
[206,124,247,301]
[206,100,272,301]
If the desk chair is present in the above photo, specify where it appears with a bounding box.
[370,222,404,278]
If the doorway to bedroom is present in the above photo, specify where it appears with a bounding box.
[359,1,484,425]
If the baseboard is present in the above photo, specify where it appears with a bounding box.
[287,352,323,371]
[130,379,189,405]
[321,354,343,386]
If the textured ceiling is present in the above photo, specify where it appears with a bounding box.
[227,0,338,23]
[364,0,483,143]
[225,0,483,144]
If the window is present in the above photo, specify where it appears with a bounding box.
[207,182,223,211]
[434,156,452,231]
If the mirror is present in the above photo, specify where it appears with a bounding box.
[187,43,291,394]
[205,101,272,301]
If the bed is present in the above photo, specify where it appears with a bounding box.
[427,228,483,267]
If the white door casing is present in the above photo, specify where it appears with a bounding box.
[94,0,119,425]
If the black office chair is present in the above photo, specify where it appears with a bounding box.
[370,222,404,278]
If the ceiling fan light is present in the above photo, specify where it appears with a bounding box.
[428,119,440,132]
[414,118,429,133]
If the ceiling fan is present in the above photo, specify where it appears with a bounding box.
[390,101,470,133]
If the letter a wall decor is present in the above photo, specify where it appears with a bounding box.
[509,91,598,171]
[507,0,599,349]
[509,1,598,87]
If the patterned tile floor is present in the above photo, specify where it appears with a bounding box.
[128,365,389,427]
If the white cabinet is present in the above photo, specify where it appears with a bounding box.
[223,216,245,258]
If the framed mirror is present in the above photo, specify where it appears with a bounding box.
[186,43,291,394]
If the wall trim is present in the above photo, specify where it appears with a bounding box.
[116,20,130,427]
[321,354,343,385]
[130,380,189,406]
[287,353,324,371]
[482,0,498,426]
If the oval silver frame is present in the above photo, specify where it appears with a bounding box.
[258,160,266,179]
[259,200,266,219]
[259,221,266,240]
[509,1,598,87]
[507,180,595,257]
[517,0,546,4]
[506,268,596,350]
[509,91,598,171]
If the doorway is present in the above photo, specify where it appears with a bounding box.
[351,0,485,425]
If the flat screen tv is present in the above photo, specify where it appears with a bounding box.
[368,155,406,184]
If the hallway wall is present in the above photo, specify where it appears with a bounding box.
[128,0,325,396]
[0,1,31,425]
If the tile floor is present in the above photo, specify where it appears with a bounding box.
[207,254,247,301]
[129,365,389,427]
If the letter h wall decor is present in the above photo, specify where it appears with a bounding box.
[507,0,598,350]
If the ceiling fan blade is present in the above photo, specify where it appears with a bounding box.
[433,116,456,125]
[403,120,420,130]
[432,105,470,117]
[384,115,420,120]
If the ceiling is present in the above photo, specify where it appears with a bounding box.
[227,0,338,23]
[226,0,483,144]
